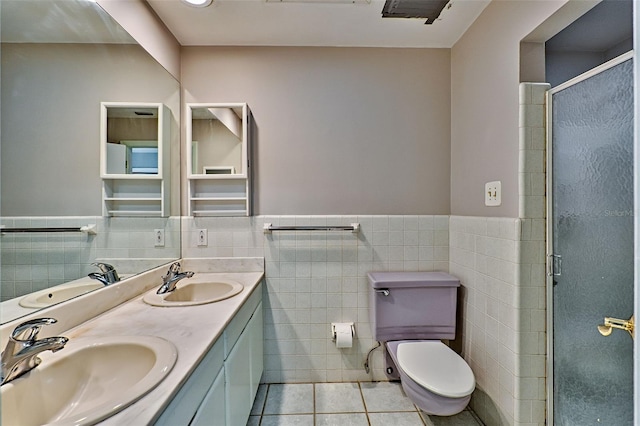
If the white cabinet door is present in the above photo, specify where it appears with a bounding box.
[155,339,224,426]
[191,367,226,426]
[249,303,263,397]
[225,324,252,426]
[106,143,127,174]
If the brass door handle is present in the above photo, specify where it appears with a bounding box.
[598,315,634,339]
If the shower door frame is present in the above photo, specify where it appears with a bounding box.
[545,50,635,426]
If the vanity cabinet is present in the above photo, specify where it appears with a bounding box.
[186,103,251,216]
[100,102,170,217]
[191,366,226,426]
[226,303,263,424]
[155,284,263,426]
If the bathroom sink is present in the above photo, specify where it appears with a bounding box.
[19,281,104,308]
[143,280,244,307]
[1,335,177,426]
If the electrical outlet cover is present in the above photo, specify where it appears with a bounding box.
[154,229,165,247]
[485,181,501,207]
[197,229,208,247]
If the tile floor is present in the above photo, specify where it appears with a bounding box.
[247,382,484,426]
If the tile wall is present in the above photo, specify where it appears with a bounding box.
[184,209,546,426]
[182,215,450,383]
[448,83,548,426]
[449,216,545,426]
[0,216,180,301]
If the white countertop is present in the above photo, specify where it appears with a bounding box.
[79,271,264,425]
[0,258,264,426]
[1,274,136,324]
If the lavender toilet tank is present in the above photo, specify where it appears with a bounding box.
[367,272,475,416]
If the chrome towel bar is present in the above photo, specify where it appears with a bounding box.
[263,223,359,234]
[1,224,97,235]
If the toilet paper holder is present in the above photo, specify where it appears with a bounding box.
[331,322,355,341]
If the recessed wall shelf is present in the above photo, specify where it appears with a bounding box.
[186,103,252,217]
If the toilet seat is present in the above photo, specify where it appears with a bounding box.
[396,341,475,398]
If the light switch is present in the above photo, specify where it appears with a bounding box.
[485,181,501,206]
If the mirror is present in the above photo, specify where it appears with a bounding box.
[104,106,161,176]
[0,0,181,323]
[188,105,247,177]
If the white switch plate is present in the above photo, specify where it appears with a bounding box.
[154,229,165,247]
[485,181,501,206]
[197,229,208,247]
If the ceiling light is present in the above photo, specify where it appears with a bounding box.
[182,0,213,7]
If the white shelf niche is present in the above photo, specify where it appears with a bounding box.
[100,102,170,217]
[186,103,251,217]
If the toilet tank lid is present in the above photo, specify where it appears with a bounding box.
[367,272,460,289]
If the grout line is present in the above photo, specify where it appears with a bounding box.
[417,406,429,426]
[256,383,269,425]
[357,381,373,426]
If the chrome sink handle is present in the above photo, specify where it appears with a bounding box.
[156,262,195,295]
[92,262,114,273]
[11,317,57,341]
[89,262,120,285]
[2,318,68,385]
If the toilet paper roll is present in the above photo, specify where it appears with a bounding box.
[334,323,353,348]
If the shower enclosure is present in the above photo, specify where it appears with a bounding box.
[547,52,634,425]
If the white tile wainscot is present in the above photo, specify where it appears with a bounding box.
[450,216,546,426]
[0,258,265,426]
[182,215,450,383]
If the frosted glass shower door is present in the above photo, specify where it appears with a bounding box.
[548,55,634,425]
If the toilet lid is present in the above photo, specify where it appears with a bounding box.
[396,341,475,398]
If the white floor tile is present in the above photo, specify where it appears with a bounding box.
[260,414,314,426]
[315,382,365,413]
[369,411,426,426]
[360,381,416,412]
[420,409,484,426]
[263,384,314,415]
[316,413,370,426]
[250,383,483,426]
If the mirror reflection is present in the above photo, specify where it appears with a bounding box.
[190,106,245,176]
[186,103,251,216]
[105,107,160,175]
[0,0,181,324]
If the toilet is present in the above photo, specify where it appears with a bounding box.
[368,271,475,416]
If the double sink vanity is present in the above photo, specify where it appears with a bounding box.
[0,258,264,426]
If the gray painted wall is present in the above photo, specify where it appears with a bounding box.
[450,1,565,217]
[181,46,451,215]
[1,43,180,216]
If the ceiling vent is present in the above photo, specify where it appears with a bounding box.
[381,0,448,24]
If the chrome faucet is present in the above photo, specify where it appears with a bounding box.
[88,262,120,286]
[1,318,68,385]
[156,262,194,294]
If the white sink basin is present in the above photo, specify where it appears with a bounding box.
[143,280,244,307]
[19,282,104,308]
[1,335,177,426]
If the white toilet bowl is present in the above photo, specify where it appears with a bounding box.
[386,340,475,416]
